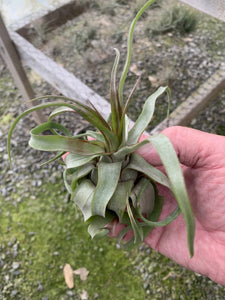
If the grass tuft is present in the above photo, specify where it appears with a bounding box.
[146,3,197,35]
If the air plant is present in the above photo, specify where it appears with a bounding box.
[7,0,195,256]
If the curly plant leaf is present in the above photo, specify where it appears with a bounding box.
[72,179,95,221]
[39,96,119,151]
[70,163,95,191]
[63,169,73,194]
[130,177,155,215]
[133,177,181,226]
[64,153,98,169]
[29,122,105,154]
[7,99,119,161]
[30,121,71,137]
[110,48,122,134]
[141,186,164,238]
[138,205,181,227]
[113,137,152,160]
[117,225,132,246]
[60,130,105,143]
[149,134,195,257]
[88,211,115,239]
[39,151,65,167]
[108,180,134,221]
[118,0,157,105]
[128,153,171,188]
[91,161,122,217]
[127,86,168,145]
[127,199,143,244]
[85,131,105,143]
[48,106,75,122]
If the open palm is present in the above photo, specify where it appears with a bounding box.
[137,126,225,285]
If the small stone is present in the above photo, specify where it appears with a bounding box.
[13,251,18,258]
[10,290,18,296]
[13,270,21,276]
[12,262,20,269]
[94,293,99,299]
[66,291,74,296]
[1,188,8,197]
[37,283,44,292]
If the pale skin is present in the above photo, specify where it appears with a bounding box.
[109,126,225,286]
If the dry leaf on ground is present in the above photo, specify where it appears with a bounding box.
[63,264,74,289]
[130,63,142,76]
[148,75,159,87]
[74,267,89,281]
[80,289,88,300]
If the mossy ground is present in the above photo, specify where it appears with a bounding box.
[0,180,145,299]
[1,180,225,299]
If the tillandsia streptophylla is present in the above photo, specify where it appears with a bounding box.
[7,0,195,257]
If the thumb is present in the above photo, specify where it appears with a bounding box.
[137,126,221,168]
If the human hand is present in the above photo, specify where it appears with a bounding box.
[111,126,225,285]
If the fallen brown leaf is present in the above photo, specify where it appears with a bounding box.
[74,267,89,281]
[130,63,142,76]
[63,264,74,289]
[148,75,158,87]
[80,289,88,300]
[182,37,193,42]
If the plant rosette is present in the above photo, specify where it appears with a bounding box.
[7,0,195,257]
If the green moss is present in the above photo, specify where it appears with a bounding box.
[2,178,225,299]
[0,113,14,125]
[0,180,145,299]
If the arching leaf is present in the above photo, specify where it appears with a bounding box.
[91,161,122,217]
[149,134,195,257]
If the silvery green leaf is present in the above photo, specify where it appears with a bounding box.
[116,225,132,247]
[70,163,95,191]
[149,134,195,257]
[91,161,122,217]
[138,205,181,227]
[90,168,98,186]
[28,122,105,154]
[127,86,168,145]
[141,188,164,238]
[48,106,75,122]
[39,151,65,166]
[85,131,105,143]
[127,199,143,244]
[118,0,157,105]
[108,180,134,221]
[128,153,171,188]
[65,153,98,169]
[63,169,72,194]
[130,178,155,215]
[72,179,95,221]
[113,138,150,160]
[110,48,122,134]
[88,212,115,239]
[121,168,138,182]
